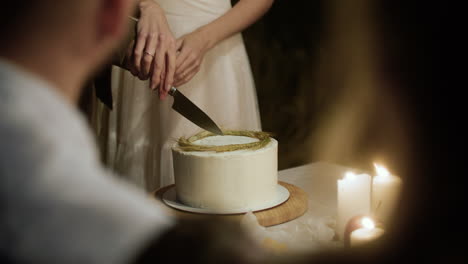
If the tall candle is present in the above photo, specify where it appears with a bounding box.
[372,164,402,225]
[337,172,371,240]
[350,217,385,247]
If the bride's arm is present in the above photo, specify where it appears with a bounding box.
[170,0,274,89]
[198,0,274,51]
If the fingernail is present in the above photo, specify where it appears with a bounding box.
[166,84,171,92]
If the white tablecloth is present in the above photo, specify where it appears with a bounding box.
[242,162,352,253]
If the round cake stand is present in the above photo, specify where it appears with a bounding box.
[151,181,308,227]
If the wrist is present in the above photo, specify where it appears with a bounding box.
[195,26,218,51]
[138,0,163,16]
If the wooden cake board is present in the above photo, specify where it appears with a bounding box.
[151,181,308,227]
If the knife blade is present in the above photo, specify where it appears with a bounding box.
[169,87,223,135]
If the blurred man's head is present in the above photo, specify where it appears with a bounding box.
[0,0,134,102]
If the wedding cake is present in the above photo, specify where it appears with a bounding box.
[172,131,278,211]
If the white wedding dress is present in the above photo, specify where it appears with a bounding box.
[91,0,261,191]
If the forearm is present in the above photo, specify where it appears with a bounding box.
[198,0,274,50]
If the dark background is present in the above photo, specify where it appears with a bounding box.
[240,0,405,173]
[243,0,463,261]
[243,0,325,170]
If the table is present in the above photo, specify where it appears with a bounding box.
[243,162,351,252]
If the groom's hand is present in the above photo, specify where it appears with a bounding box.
[131,0,176,99]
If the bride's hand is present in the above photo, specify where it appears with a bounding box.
[173,30,211,87]
[132,0,176,96]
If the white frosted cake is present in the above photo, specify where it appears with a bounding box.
[172,134,278,210]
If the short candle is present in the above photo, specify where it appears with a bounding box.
[350,217,385,247]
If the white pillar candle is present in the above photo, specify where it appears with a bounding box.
[372,164,402,225]
[337,172,371,240]
[350,217,385,247]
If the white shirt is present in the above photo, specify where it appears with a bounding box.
[0,59,173,264]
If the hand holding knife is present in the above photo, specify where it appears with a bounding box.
[112,16,223,136]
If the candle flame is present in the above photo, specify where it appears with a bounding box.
[374,163,390,177]
[345,171,356,180]
[361,217,375,229]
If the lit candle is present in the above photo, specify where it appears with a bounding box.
[337,172,371,240]
[350,217,385,247]
[372,164,402,225]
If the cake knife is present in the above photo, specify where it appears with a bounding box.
[168,87,224,135]
[113,17,223,135]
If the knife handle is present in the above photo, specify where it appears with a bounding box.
[168,87,177,96]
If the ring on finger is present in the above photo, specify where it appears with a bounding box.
[144,51,154,57]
